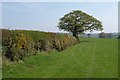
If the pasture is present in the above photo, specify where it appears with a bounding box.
[2,38,118,78]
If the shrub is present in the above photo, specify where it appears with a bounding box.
[2,29,78,61]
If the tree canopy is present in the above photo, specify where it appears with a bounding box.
[58,10,103,42]
[99,32,107,38]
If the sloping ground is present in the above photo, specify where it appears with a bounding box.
[2,38,118,78]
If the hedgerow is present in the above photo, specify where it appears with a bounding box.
[2,29,78,61]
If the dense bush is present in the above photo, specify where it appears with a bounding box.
[2,29,78,61]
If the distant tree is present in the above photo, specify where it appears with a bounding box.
[58,10,103,42]
[99,32,107,38]
[87,34,91,38]
[107,33,113,38]
[118,35,120,39]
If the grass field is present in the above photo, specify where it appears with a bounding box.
[2,38,118,78]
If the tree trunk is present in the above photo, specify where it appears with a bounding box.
[73,32,80,43]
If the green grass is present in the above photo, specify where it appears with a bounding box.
[2,38,118,78]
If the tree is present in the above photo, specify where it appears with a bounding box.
[107,33,113,38]
[87,34,91,38]
[118,35,120,39]
[57,10,103,42]
[99,32,107,38]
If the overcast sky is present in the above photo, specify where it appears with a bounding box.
[2,2,118,33]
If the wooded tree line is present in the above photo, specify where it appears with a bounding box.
[99,32,113,38]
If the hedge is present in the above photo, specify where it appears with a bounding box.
[2,29,78,61]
